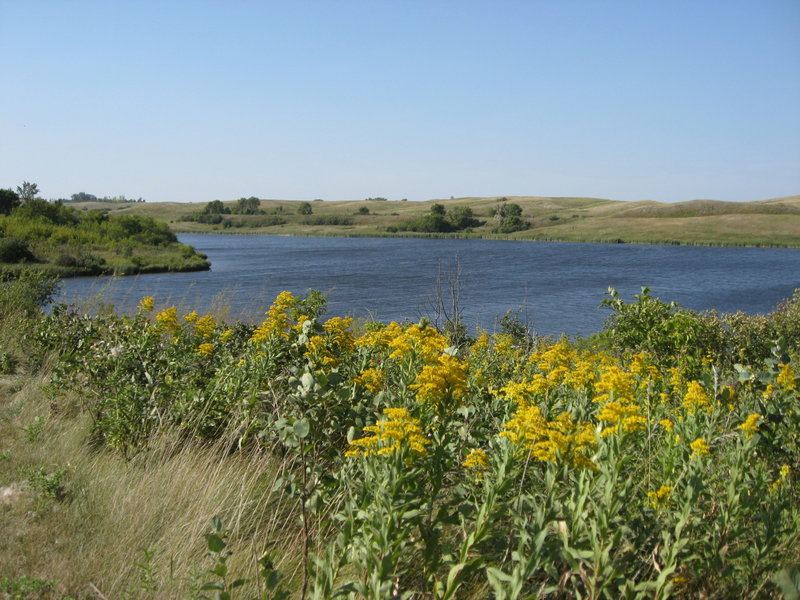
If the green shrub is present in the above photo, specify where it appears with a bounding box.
[0,237,35,263]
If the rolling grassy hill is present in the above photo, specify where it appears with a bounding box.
[68,194,800,247]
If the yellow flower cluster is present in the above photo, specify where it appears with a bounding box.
[138,296,154,312]
[597,400,647,436]
[250,291,298,342]
[302,317,355,367]
[500,405,597,470]
[195,343,214,356]
[682,381,711,415]
[689,437,710,458]
[593,365,636,404]
[737,413,761,438]
[345,407,429,458]
[592,365,646,436]
[462,448,490,473]
[387,323,447,363]
[777,363,796,391]
[770,464,791,494]
[354,368,384,393]
[410,354,468,412]
[194,314,216,339]
[647,485,672,510]
[155,306,180,332]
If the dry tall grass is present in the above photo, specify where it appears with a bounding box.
[0,371,304,599]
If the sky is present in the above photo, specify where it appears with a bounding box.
[1,0,799,204]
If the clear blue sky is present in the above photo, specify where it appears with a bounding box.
[2,0,798,203]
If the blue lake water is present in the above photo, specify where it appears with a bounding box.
[57,235,800,338]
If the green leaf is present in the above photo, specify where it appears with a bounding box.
[772,566,800,600]
[293,418,310,439]
[264,569,282,589]
[205,533,226,553]
[200,581,225,591]
[300,371,315,390]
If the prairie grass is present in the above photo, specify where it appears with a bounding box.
[0,377,303,599]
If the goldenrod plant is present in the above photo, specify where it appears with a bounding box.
[1,282,798,598]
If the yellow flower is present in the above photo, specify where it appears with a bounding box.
[184,310,199,323]
[597,400,647,437]
[770,464,791,494]
[219,328,234,343]
[345,407,429,458]
[496,379,542,408]
[469,330,490,353]
[409,354,468,412]
[388,323,447,363]
[593,365,635,404]
[500,406,597,470]
[647,485,672,510]
[777,363,796,391]
[155,306,179,331]
[462,448,490,473]
[737,413,761,438]
[194,314,216,338]
[682,381,710,415]
[195,343,214,356]
[659,419,674,433]
[689,437,710,458]
[354,368,384,393]
[250,291,298,342]
[138,296,154,312]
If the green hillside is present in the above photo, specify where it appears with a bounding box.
[69,194,800,247]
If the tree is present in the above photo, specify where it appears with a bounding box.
[493,201,522,222]
[492,201,528,233]
[233,197,261,215]
[430,203,446,216]
[70,192,98,203]
[16,181,39,202]
[0,188,20,215]
[203,200,230,215]
[448,205,480,230]
[297,202,313,215]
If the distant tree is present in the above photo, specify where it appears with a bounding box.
[14,198,80,225]
[357,206,370,215]
[430,203,446,216]
[492,201,522,221]
[448,205,480,229]
[233,196,261,215]
[492,201,528,233]
[70,192,98,203]
[0,188,20,215]
[203,200,230,215]
[16,181,39,202]
[297,202,313,215]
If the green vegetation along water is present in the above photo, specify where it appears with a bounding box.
[1,275,799,598]
[0,187,209,277]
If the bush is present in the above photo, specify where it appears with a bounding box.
[0,237,35,263]
[301,215,353,226]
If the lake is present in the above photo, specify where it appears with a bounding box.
[57,235,800,338]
